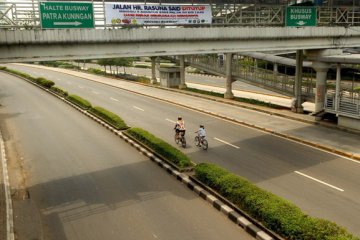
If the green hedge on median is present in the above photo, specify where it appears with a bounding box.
[50,86,68,97]
[35,77,55,89]
[126,127,193,168]
[90,106,128,130]
[195,163,359,240]
[66,94,92,110]
[1,67,36,82]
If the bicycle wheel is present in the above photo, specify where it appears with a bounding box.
[175,134,180,144]
[194,136,200,146]
[181,137,186,148]
[201,139,208,150]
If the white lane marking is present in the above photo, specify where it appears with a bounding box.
[91,90,100,95]
[133,106,144,111]
[78,85,84,89]
[166,119,176,124]
[0,131,15,240]
[294,171,344,192]
[110,97,119,102]
[214,137,240,149]
[66,81,72,85]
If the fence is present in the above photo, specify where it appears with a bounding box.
[1,1,360,28]
[186,54,315,98]
[325,89,360,117]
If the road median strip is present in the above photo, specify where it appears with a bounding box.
[2,66,359,240]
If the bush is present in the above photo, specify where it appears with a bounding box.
[66,94,92,110]
[126,127,193,168]
[50,86,68,97]
[87,68,106,75]
[134,64,150,69]
[0,66,6,70]
[194,163,358,240]
[90,106,128,130]
[35,77,55,89]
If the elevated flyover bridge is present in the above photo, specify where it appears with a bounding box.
[1,0,360,129]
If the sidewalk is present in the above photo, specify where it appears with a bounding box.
[16,64,360,159]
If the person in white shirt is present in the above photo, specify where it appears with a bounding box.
[174,116,186,139]
[196,125,206,140]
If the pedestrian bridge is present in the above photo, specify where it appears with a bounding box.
[2,1,360,62]
[1,26,360,63]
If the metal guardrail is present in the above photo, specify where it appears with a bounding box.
[1,1,360,29]
[186,54,315,98]
[325,90,360,118]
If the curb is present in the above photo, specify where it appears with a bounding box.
[2,70,278,240]
[5,67,360,162]
[118,132,276,240]
[0,131,15,240]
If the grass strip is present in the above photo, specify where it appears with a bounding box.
[195,163,359,240]
[185,87,284,109]
[90,106,128,130]
[66,94,92,110]
[126,127,193,168]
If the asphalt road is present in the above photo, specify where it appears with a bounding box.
[82,62,283,96]
[4,64,360,237]
[0,71,254,240]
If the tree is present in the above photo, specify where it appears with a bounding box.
[113,58,134,74]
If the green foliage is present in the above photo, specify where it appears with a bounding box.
[35,77,55,89]
[50,86,68,97]
[1,67,36,81]
[134,64,150,69]
[66,94,92,110]
[195,163,359,240]
[90,106,128,130]
[87,68,106,75]
[354,86,360,92]
[185,88,283,109]
[0,66,6,70]
[97,58,134,68]
[126,127,193,168]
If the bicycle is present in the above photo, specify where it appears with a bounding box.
[175,132,186,148]
[194,135,208,150]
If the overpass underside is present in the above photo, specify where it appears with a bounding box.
[2,26,360,63]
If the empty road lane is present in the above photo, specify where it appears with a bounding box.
[0,72,253,240]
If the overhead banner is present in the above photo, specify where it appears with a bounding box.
[105,3,212,25]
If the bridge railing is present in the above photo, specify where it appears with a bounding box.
[1,1,360,29]
[186,54,315,98]
[325,90,360,118]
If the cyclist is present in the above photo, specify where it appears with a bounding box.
[196,125,206,141]
[174,117,186,140]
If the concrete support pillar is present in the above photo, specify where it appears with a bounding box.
[292,50,304,113]
[150,56,157,84]
[179,55,187,89]
[156,57,160,71]
[273,63,278,73]
[224,52,234,99]
[305,49,340,116]
[313,62,330,114]
[335,63,341,112]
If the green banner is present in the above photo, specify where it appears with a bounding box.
[286,6,317,27]
[39,1,94,29]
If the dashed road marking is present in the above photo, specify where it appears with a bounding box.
[295,171,344,192]
[92,90,100,95]
[78,85,84,89]
[110,97,119,102]
[133,106,144,111]
[214,137,240,149]
[166,119,176,124]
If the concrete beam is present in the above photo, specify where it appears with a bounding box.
[1,27,360,62]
